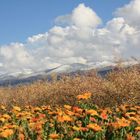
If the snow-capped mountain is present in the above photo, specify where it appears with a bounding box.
[0,60,138,86]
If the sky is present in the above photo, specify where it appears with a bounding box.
[0,0,140,74]
[0,0,130,45]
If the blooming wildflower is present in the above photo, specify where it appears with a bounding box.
[111,118,130,129]
[49,133,59,139]
[126,134,135,140]
[57,115,73,122]
[72,126,80,131]
[64,105,71,110]
[0,105,6,110]
[19,133,25,140]
[72,106,83,113]
[0,118,5,123]
[86,109,98,116]
[77,92,91,100]
[12,106,21,112]
[100,111,108,120]
[87,123,102,131]
[0,129,14,138]
[3,114,11,120]
[135,126,140,131]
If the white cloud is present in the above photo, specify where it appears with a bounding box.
[55,3,101,29]
[0,1,140,74]
[71,3,102,29]
[27,33,48,43]
[115,0,140,28]
[0,43,35,73]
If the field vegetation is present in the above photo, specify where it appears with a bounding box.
[0,64,140,109]
[0,64,140,139]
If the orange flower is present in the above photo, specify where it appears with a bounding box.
[41,105,51,111]
[87,123,102,132]
[100,111,108,120]
[80,127,89,132]
[65,110,75,116]
[77,92,91,100]
[0,118,5,123]
[38,113,46,118]
[129,117,138,122]
[73,138,81,140]
[86,109,98,116]
[126,134,135,140]
[19,133,25,140]
[30,122,43,131]
[6,124,18,129]
[49,133,59,139]
[120,105,127,113]
[125,112,136,117]
[111,118,130,129]
[64,105,71,110]
[2,114,11,120]
[0,129,14,138]
[135,126,140,131]
[63,115,73,122]
[57,115,73,122]
[72,106,83,113]
[31,117,40,122]
[33,107,41,112]
[0,105,6,110]
[49,123,54,127]
[12,106,21,112]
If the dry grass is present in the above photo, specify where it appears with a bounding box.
[0,65,140,109]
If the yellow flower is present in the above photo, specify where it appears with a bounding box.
[49,123,54,127]
[29,122,43,131]
[12,106,21,112]
[57,115,73,122]
[64,105,71,110]
[129,117,138,122]
[72,126,80,131]
[73,138,81,140]
[33,107,41,112]
[125,112,136,117]
[49,133,59,139]
[86,109,98,116]
[3,114,11,120]
[0,117,5,123]
[111,118,130,129]
[65,110,75,116]
[77,92,91,100]
[0,105,6,110]
[135,126,140,131]
[0,129,14,138]
[87,123,102,132]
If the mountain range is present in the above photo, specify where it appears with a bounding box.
[0,60,138,86]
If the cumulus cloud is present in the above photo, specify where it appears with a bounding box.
[115,0,140,28]
[55,3,101,28]
[0,1,140,74]
[0,43,35,73]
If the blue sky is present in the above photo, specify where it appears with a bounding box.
[0,0,130,45]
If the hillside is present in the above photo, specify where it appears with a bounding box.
[0,64,140,109]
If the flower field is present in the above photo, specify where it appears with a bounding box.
[0,92,140,140]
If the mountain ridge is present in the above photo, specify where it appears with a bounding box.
[0,61,138,86]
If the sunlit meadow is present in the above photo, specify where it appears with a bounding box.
[0,65,140,139]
